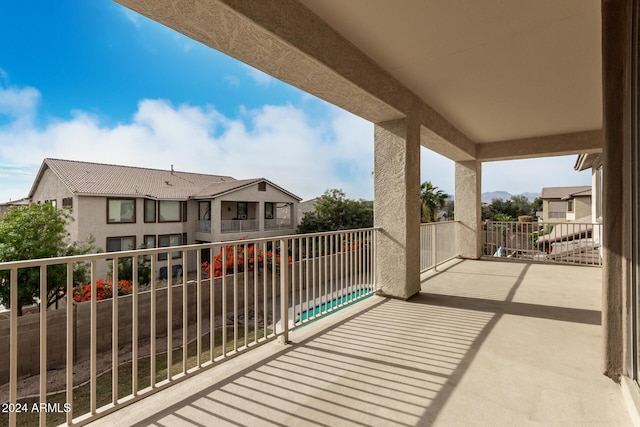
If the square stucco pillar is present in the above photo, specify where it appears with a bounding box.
[374,119,421,299]
[455,161,482,259]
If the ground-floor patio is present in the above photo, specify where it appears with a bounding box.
[89,259,631,426]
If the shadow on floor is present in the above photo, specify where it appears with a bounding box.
[109,260,611,426]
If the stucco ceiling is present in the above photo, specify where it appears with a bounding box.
[299,0,602,143]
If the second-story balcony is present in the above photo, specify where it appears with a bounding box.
[0,223,632,426]
[264,217,294,230]
[220,218,259,233]
[88,256,629,426]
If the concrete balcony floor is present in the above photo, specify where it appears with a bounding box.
[90,259,631,426]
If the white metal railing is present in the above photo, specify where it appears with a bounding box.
[220,219,259,233]
[0,228,377,425]
[483,220,603,266]
[420,221,459,272]
[196,219,211,233]
[264,218,294,230]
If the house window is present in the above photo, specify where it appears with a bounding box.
[46,199,57,208]
[265,202,274,219]
[182,201,187,223]
[567,199,574,212]
[159,200,181,222]
[108,198,136,223]
[144,235,156,249]
[548,201,566,219]
[158,234,182,260]
[145,199,156,223]
[258,182,266,191]
[237,202,248,219]
[62,197,73,209]
[199,201,211,220]
[107,236,136,252]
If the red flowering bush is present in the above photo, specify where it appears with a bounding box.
[202,243,287,279]
[73,278,132,302]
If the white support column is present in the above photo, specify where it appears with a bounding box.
[455,160,482,259]
[374,118,421,299]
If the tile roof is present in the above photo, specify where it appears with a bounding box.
[193,178,263,198]
[540,186,591,200]
[561,188,591,200]
[32,159,237,199]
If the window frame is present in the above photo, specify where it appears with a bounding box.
[265,202,274,219]
[62,197,73,209]
[158,200,183,223]
[143,234,156,250]
[158,233,182,261]
[107,198,137,224]
[144,199,157,223]
[106,236,137,253]
[237,202,248,219]
[567,199,574,212]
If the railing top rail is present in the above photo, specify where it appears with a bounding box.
[0,227,382,270]
[485,220,601,226]
[420,221,460,225]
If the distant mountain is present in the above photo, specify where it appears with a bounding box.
[481,191,540,204]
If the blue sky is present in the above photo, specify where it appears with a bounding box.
[0,1,591,203]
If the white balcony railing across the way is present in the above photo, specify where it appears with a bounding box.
[264,218,294,230]
[420,221,459,272]
[196,219,211,233]
[220,219,259,233]
[0,228,378,426]
[483,220,603,266]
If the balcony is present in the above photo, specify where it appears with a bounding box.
[86,257,630,426]
[264,218,294,230]
[220,219,259,233]
[1,225,631,426]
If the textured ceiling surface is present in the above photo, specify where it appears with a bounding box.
[299,0,602,143]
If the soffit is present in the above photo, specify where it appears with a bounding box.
[299,0,602,143]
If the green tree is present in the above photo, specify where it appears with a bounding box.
[510,195,533,217]
[0,203,97,315]
[530,197,543,215]
[420,181,449,223]
[298,189,373,233]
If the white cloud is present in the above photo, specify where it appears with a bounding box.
[0,88,374,203]
[120,7,141,28]
[244,65,276,87]
[0,83,40,126]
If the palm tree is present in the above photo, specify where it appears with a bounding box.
[420,181,449,223]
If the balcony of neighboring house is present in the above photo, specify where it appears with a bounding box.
[0,224,632,426]
[219,201,259,234]
[264,202,295,231]
[195,200,297,243]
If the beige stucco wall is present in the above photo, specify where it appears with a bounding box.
[202,182,299,242]
[574,196,592,220]
[30,168,78,240]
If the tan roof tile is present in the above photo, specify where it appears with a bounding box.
[540,186,591,200]
[34,159,236,199]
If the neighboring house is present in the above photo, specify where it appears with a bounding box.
[575,153,603,223]
[296,197,319,225]
[540,186,592,223]
[0,197,29,219]
[27,158,300,272]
